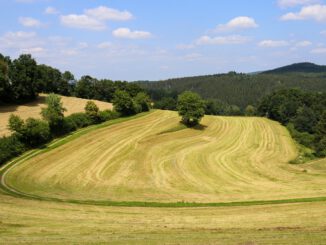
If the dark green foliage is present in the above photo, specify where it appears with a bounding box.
[177,91,205,126]
[138,72,326,110]
[258,89,326,156]
[41,94,66,133]
[64,113,92,129]
[0,135,25,164]
[8,54,38,102]
[154,97,177,110]
[134,92,151,112]
[36,65,69,95]
[113,90,138,116]
[263,62,326,74]
[75,76,96,99]
[99,110,120,122]
[8,114,51,147]
[315,112,326,157]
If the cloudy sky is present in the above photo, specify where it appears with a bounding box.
[1,0,326,80]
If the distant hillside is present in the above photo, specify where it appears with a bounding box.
[138,72,326,109]
[262,62,326,74]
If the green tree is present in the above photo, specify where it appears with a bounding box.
[113,90,137,116]
[245,105,256,116]
[85,101,100,123]
[177,91,205,127]
[9,54,38,101]
[315,112,326,156]
[41,94,66,133]
[0,56,11,103]
[75,75,95,99]
[8,114,25,135]
[135,92,151,112]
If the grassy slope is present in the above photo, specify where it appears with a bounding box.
[0,110,326,244]
[0,93,113,137]
[4,110,326,204]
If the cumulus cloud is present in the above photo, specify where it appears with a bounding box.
[112,28,152,39]
[60,5,133,31]
[277,0,320,8]
[216,16,258,32]
[60,14,106,30]
[258,40,289,47]
[281,4,326,21]
[85,6,132,21]
[19,17,42,28]
[321,30,326,35]
[45,7,59,15]
[196,35,250,45]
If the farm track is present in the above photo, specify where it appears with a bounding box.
[1,110,325,207]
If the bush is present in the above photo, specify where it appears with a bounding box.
[85,101,100,124]
[98,110,120,122]
[287,123,315,148]
[64,113,92,129]
[22,118,51,147]
[0,135,26,165]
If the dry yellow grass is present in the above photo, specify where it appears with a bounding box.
[5,110,326,203]
[1,110,326,244]
[0,94,112,137]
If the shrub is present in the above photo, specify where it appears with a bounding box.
[98,110,120,122]
[0,135,25,165]
[22,118,51,147]
[65,113,91,129]
[85,101,100,124]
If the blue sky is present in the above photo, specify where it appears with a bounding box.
[1,0,326,80]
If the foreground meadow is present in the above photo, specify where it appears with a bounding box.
[0,110,325,244]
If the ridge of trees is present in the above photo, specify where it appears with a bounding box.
[0,53,144,105]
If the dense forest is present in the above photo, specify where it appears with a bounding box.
[0,53,144,105]
[138,63,326,111]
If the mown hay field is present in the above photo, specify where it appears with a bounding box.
[1,110,326,244]
[0,94,112,137]
[4,110,326,203]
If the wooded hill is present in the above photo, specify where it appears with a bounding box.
[138,63,326,109]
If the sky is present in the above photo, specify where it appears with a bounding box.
[0,0,326,81]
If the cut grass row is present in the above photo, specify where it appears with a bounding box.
[1,110,325,208]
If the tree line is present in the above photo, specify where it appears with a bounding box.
[257,89,326,158]
[0,53,144,104]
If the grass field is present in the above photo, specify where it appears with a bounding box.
[0,94,113,137]
[0,110,325,244]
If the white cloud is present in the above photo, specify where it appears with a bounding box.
[258,40,289,47]
[112,28,152,39]
[321,30,326,36]
[281,4,326,22]
[196,35,250,45]
[295,40,312,47]
[77,42,88,49]
[85,6,132,21]
[0,31,42,49]
[97,42,112,49]
[19,17,42,28]
[45,7,59,15]
[311,47,326,53]
[60,14,106,30]
[216,16,258,32]
[20,47,46,54]
[277,0,320,8]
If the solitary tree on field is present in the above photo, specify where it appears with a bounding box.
[177,91,205,127]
